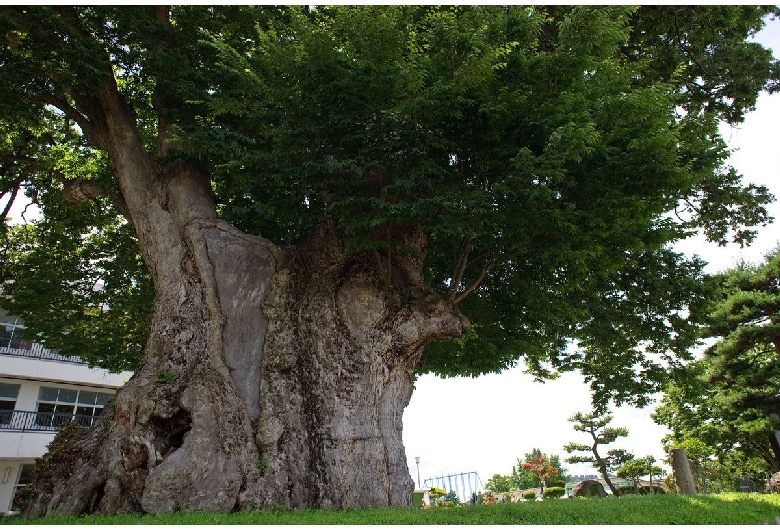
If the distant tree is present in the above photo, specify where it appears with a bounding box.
[511,466,539,491]
[654,249,780,490]
[606,449,635,470]
[512,447,566,490]
[564,411,630,496]
[546,454,568,481]
[617,456,664,494]
[522,454,558,495]
[511,448,567,491]
[485,474,514,494]
[697,247,780,362]
[448,491,461,505]
[643,456,664,492]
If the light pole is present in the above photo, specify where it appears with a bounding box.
[415,456,421,488]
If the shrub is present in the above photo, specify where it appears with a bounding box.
[12,422,86,514]
[543,487,565,499]
[616,484,666,495]
[523,492,537,500]
[547,479,566,488]
[663,474,676,492]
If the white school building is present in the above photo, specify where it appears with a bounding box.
[0,312,132,514]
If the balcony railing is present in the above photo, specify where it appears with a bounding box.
[0,410,97,432]
[0,341,87,365]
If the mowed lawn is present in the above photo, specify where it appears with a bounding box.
[3,493,779,525]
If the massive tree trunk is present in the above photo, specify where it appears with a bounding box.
[23,194,463,517]
[21,82,464,516]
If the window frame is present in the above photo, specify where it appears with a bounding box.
[10,463,35,512]
[0,382,20,425]
[35,386,111,428]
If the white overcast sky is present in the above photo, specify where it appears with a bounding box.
[403,17,780,488]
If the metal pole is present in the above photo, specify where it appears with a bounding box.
[415,457,421,488]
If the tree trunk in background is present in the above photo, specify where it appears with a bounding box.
[670,448,698,494]
[768,414,780,471]
[594,450,620,497]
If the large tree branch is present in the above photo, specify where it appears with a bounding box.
[447,235,472,303]
[149,6,183,158]
[453,257,497,305]
[0,150,37,208]
[35,93,102,146]
[672,10,711,78]
[21,7,114,151]
[0,154,39,168]
[0,180,22,222]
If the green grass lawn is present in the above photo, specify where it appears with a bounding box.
[3,493,779,525]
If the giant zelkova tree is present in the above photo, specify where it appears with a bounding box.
[0,5,777,516]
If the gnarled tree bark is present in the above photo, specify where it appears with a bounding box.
[21,120,464,515]
[23,203,464,515]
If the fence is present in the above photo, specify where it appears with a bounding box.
[0,342,86,365]
[423,471,484,504]
[0,410,96,432]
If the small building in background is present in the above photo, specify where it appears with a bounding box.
[565,476,667,497]
[0,312,132,514]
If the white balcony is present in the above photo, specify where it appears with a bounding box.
[0,410,99,432]
[0,351,131,387]
[0,342,84,364]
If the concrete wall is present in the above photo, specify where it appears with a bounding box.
[0,460,33,513]
[0,377,124,459]
[1,355,131,387]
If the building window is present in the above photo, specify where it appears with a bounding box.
[0,383,20,425]
[0,323,18,348]
[0,323,31,351]
[10,464,34,512]
[35,386,111,428]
